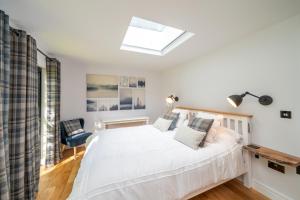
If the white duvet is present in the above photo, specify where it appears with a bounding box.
[68,125,246,200]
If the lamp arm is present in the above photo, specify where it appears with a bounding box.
[243,91,260,99]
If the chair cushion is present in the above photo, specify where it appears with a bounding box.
[65,132,92,147]
[62,119,84,136]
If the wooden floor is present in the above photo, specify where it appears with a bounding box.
[37,147,269,200]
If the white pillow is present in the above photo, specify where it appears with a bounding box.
[174,126,206,150]
[153,117,173,132]
[172,109,188,127]
[214,127,242,144]
[205,127,218,143]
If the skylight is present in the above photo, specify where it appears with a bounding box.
[120,17,194,56]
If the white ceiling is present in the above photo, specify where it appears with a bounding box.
[1,0,300,70]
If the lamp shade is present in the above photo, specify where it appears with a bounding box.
[166,97,174,104]
[227,95,243,107]
[166,95,179,104]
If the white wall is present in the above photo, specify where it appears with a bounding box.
[60,58,163,132]
[162,15,300,200]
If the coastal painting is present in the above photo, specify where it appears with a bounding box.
[133,89,145,109]
[129,77,137,88]
[87,99,97,112]
[119,76,129,87]
[86,74,119,98]
[98,98,118,111]
[137,77,145,88]
[86,74,145,112]
[120,88,132,110]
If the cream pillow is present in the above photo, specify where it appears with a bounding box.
[153,117,173,132]
[174,126,206,150]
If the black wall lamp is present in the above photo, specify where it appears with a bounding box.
[227,92,273,107]
[166,95,179,104]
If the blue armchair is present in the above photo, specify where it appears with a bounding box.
[60,118,92,159]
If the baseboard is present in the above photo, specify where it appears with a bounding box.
[252,179,294,200]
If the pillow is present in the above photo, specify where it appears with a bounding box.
[153,117,173,132]
[183,119,189,126]
[172,109,188,127]
[63,119,84,136]
[174,126,206,150]
[162,112,180,130]
[205,127,218,143]
[214,127,243,144]
[188,117,214,147]
[196,112,223,128]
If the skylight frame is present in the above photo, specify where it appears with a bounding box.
[120,17,194,56]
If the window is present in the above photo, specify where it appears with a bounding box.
[120,17,194,56]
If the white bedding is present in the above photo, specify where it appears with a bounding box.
[68,125,246,200]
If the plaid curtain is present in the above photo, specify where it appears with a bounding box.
[45,58,61,167]
[0,10,41,200]
[0,10,11,200]
[9,29,41,199]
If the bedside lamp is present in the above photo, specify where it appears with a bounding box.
[227,91,273,107]
[166,95,179,104]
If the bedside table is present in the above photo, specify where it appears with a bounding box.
[243,144,300,174]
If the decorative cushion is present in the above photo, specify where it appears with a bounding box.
[188,117,214,147]
[62,119,84,136]
[172,109,189,128]
[174,126,206,150]
[153,117,173,132]
[162,112,180,130]
[196,112,223,128]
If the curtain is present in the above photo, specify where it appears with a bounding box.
[45,58,61,167]
[10,29,41,199]
[0,10,11,200]
[0,10,41,200]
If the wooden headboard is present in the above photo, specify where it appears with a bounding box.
[176,106,253,187]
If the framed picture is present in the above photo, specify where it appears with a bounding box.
[87,74,119,98]
[120,88,132,110]
[137,77,145,88]
[98,98,118,111]
[119,76,129,87]
[133,89,145,109]
[87,99,97,112]
[129,77,137,88]
[86,74,145,112]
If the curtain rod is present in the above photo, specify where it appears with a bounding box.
[37,48,55,60]
[10,28,55,60]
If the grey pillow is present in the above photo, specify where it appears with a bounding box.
[188,117,214,147]
[162,112,180,130]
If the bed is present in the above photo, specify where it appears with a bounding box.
[68,107,252,200]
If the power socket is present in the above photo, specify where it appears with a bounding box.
[280,111,292,119]
[268,161,285,173]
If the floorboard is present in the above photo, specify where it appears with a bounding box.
[36,147,269,200]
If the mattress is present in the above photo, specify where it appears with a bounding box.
[68,125,246,200]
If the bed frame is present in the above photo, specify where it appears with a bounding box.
[175,106,253,194]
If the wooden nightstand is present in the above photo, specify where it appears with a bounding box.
[102,116,149,129]
[243,144,300,174]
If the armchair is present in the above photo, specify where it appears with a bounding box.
[60,118,92,159]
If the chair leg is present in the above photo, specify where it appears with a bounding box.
[73,147,77,160]
[61,144,66,153]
